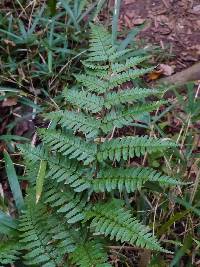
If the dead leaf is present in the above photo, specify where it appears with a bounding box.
[2,97,18,107]
[159,64,174,76]
[133,18,146,25]
[126,10,136,19]
[147,69,163,81]
[4,39,16,47]
[193,5,200,13]
[124,15,132,28]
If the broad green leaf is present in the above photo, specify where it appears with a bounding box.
[3,151,24,212]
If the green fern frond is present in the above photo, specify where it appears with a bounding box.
[104,87,161,109]
[0,240,21,266]
[86,200,168,252]
[74,74,108,94]
[18,143,47,163]
[64,89,104,113]
[108,49,132,62]
[87,24,114,62]
[111,56,150,73]
[38,129,96,165]
[45,110,101,138]
[82,61,109,71]
[70,240,111,267]
[49,217,79,254]
[19,196,65,267]
[44,184,88,224]
[97,136,176,162]
[46,158,90,192]
[108,68,154,89]
[101,101,165,133]
[91,167,182,193]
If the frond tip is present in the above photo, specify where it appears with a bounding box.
[86,200,170,253]
[91,167,182,193]
[97,136,177,162]
[71,240,111,267]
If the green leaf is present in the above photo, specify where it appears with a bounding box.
[170,235,193,267]
[47,0,57,16]
[3,151,24,212]
[0,135,29,142]
[36,160,47,203]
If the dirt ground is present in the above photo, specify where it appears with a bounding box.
[120,0,200,72]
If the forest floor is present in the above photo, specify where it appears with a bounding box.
[120,0,200,73]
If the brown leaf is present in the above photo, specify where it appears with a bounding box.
[159,64,174,76]
[133,18,146,25]
[2,97,18,107]
[4,39,16,47]
[147,70,163,81]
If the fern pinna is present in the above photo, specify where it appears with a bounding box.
[1,25,181,267]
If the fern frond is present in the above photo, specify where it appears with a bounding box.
[108,49,132,62]
[46,158,90,192]
[18,144,47,163]
[70,240,111,267]
[97,136,176,162]
[64,89,104,113]
[82,61,109,71]
[74,74,108,94]
[19,195,65,267]
[86,200,168,252]
[44,184,88,224]
[91,167,182,193]
[49,216,79,254]
[101,101,165,133]
[111,56,150,73]
[87,24,114,62]
[38,129,96,165]
[108,68,154,89]
[104,87,161,109]
[45,110,100,138]
[0,240,21,266]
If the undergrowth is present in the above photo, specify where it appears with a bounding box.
[0,1,200,267]
[0,23,186,267]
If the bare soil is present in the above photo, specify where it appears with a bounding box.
[120,0,200,72]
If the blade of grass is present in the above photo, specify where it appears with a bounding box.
[170,235,193,267]
[36,160,47,203]
[0,135,29,142]
[118,24,144,51]
[112,0,121,45]
[60,0,80,31]
[3,151,24,212]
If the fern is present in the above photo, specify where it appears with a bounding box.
[101,101,166,133]
[19,194,66,267]
[45,110,101,138]
[64,89,104,113]
[0,240,21,266]
[104,87,161,108]
[38,129,96,164]
[70,240,111,267]
[91,167,183,193]
[44,183,88,224]
[97,136,176,162]
[2,24,182,266]
[86,200,170,252]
